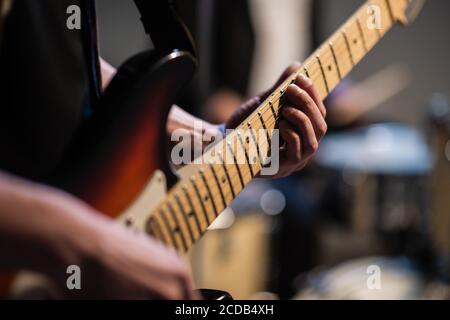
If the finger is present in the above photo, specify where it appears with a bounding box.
[285,85,328,140]
[226,96,262,129]
[281,108,319,158]
[182,273,202,300]
[295,74,327,118]
[279,120,302,164]
[260,62,302,100]
[174,263,201,300]
[276,62,302,87]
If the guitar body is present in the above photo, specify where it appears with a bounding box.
[0,49,198,298]
[60,49,196,218]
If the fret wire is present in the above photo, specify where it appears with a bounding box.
[375,21,382,39]
[226,141,245,189]
[217,152,236,198]
[151,213,174,246]
[158,209,180,250]
[356,17,368,52]
[329,42,342,80]
[361,4,382,45]
[169,195,196,244]
[208,163,227,209]
[342,30,355,66]
[174,191,202,238]
[165,202,189,251]
[315,55,329,94]
[237,132,256,177]
[199,169,220,216]
[180,186,204,234]
[247,122,263,166]
[258,111,272,148]
[304,66,310,78]
[384,0,395,24]
[190,177,213,225]
[268,100,277,118]
[197,177,222,215]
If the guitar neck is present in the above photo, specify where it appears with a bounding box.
[145,0,407,253]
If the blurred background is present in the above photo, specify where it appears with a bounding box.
[96,0,450,300]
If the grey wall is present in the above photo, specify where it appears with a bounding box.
[95,0,151,68]
[318,0,450,125]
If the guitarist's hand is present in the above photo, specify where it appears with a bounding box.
[225,62,327,178]
[77,218,199,300]
[0,172,199,300]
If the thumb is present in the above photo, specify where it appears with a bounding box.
[260,61,302,101]
[225,96,262,129]
[225,62,302,130]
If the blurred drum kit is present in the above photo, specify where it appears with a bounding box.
[316,121,432,236]
[300,94,450,300]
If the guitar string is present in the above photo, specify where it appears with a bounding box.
[149,5,395,245]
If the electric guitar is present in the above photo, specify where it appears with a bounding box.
[0,0,426,298]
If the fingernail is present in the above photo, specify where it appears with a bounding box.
[298,74,312,85]
[290,84,304,95]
